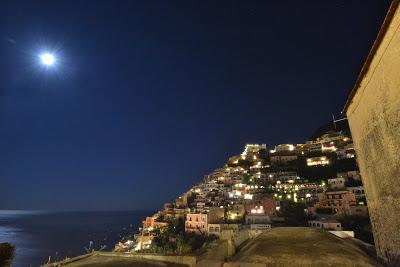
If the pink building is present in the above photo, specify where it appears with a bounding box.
[311,190,357,216]
[185,213,208,234]
[142,216,168,232]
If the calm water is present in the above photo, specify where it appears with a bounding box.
[0,210,149,267]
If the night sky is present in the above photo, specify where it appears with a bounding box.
[0,1,391,211]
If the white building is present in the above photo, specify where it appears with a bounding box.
[337,171,361,181]
[271,144,296,153]
[308,220,342,231]
[241,144,267,160]
[245,206,271,225]
[208,223,240,236]
[347,186,365,200]
[250,224,271,230]
[328,177,346,190]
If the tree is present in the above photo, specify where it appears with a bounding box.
[149,219,218,255]
[242,175,253,184]
[237,159,252,168]
[0,243,15,267]
[256,186,274,196]
[176,235,192,255]
[345,177,363,187]
[279,202,308,226]
[187,193,196,207]
[339,216,374,244]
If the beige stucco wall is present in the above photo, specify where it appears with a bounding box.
[345,4,400,263]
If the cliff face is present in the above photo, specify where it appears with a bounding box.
[344,1,400,263]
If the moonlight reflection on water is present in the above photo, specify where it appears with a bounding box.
[0,210,146,266]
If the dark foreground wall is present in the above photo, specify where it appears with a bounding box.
[344,1,400,263]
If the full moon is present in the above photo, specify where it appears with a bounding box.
[40,53,55,66]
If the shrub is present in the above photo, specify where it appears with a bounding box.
[0,243,15,267]
[279,202,308,226]
[149,219,219,255]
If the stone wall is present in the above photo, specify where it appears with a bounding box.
[43,252,197,267]
[344,1,400,263]
[197,229,262,266]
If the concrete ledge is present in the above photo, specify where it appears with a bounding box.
[42,253,94,266]
[223,262,266,267]
[195,259,224,267]
[96,252,197,266]
[42,252,197,267]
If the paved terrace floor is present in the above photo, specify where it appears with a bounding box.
[229,227,379,266]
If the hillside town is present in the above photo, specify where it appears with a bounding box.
[115,124,371,254]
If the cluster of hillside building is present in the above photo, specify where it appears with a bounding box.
[116,130,369,252]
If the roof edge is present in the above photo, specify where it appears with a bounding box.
[342,0,400,114]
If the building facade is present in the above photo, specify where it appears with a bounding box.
[308,220,342,231]
[343,1,400,262]
[185,213,208,234]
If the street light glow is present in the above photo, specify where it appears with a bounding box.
[40,53,55,66]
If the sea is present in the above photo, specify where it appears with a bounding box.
[0,210,149,267]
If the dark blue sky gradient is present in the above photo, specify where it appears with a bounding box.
[0,0,391,210]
